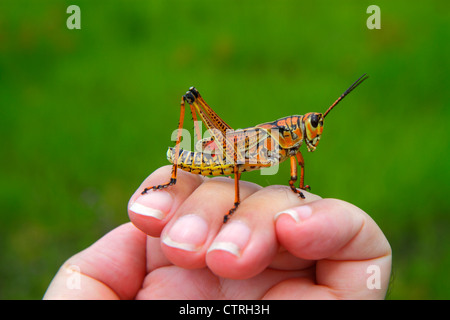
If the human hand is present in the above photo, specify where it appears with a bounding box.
[44,166,391,299]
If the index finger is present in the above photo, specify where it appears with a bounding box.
[128,165,205,237]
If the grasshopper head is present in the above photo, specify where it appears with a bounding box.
[303,112,324,152]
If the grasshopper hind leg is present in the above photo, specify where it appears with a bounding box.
[141,93,187,195]
[141,177,177,195]
[142,162,179,195]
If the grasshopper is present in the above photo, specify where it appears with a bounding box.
[142,74,368,222]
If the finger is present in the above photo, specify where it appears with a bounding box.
[274,199,392,299]
[128,165,204,237]
[206,186,321,279]
[160,177,261,269]
[146,235,172,272]
[43,223,147,300]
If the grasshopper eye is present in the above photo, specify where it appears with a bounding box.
[310,113,319,128]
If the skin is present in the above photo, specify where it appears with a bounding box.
[44,165,392,300]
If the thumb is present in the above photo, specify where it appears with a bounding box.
[275,199,392,299]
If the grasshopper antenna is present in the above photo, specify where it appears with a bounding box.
[323,73,369,118]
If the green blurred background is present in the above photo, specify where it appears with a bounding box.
[0,0,449,299]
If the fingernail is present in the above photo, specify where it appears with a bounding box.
[129,191,173,220]
[207,221,251,257]
[274,205,313,223]
[162,214,209,252]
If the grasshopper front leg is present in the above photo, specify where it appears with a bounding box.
[296,151,311,191]
[288,155,305,199]
[288,151,311,199]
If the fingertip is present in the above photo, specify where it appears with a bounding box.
[128,166,204,237]
[206,220,277,280]
[128,190,174,237]
[275,199,365,260]
[206,220,253,279]
[160,214,210,269]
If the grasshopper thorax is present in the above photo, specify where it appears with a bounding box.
[302,112,324,152]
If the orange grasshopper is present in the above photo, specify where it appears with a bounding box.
[142,74,368,222]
